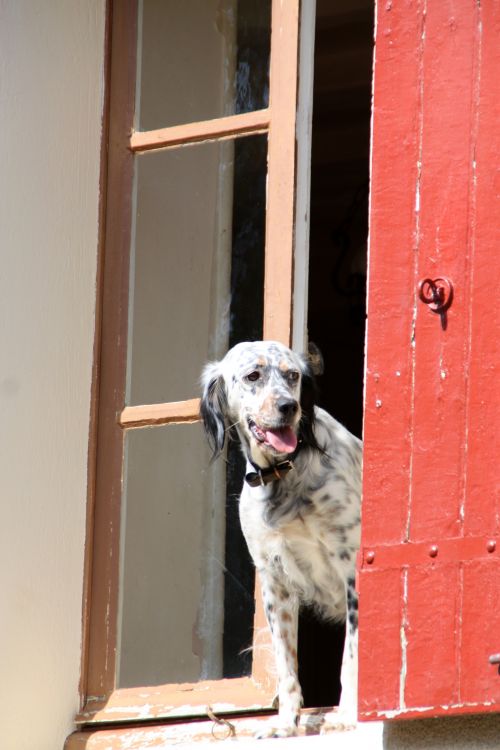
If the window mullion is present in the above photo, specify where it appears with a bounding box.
[263,0,300,346]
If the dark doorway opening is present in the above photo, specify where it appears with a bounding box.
[299,0,373,708]
[220,0,373,704]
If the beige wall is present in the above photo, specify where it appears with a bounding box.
[0,2,105,749]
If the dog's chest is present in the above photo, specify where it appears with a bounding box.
[241,492,351,616]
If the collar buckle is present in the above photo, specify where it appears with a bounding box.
[245,459,294,488]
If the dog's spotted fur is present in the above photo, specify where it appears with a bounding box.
[201,341,362,737]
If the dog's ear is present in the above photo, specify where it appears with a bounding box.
[200,362,228,459]
[299,357,321,452]
[306,340,324,376]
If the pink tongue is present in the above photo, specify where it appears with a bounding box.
[264,426,298,454]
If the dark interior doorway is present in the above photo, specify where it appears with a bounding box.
[220,0,374,706]
[299,0,373,708]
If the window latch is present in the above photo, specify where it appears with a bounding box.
[418,276,454,330]
[206,706,236,740]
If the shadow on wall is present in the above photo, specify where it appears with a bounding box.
[384,713,500,750]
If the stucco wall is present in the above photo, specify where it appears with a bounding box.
[0,2,105,749]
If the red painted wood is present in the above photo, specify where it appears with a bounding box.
[404,564,460,708]
[361,535,499,570]
[360,0,500,720]
[461,560,500,704]
[358,569,401,714]
[463,0,500,538]
[361,0,421,548]
[409,1,476,543]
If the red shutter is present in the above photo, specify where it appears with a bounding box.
[359,0,500,719]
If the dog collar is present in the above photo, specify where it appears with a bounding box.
[245,459,295,487]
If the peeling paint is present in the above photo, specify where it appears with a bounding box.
[367,698,496,721]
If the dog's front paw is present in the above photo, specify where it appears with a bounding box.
[320,708,356,733]
[255,720,299,739]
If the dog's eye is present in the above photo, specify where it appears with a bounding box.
[246,371,261,382]
[287,370,300,383]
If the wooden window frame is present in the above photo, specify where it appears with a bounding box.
[77,0,303,729]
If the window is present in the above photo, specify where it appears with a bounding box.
[72,0,378,743]
[77,0,311,730]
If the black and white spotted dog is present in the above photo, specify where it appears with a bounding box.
[201,340,362,738]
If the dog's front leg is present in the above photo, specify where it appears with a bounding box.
[323,577,358,732]
[337,618,358,728]
[255,571,302,739]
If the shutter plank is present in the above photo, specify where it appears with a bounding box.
[362,0,421,547]
[463,0,500,537]
[358,569,402,715]
[461,559,500,704]
[404,564,460,708]
[410,1,476,542]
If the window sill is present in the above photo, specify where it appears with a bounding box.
[65,711,384,749]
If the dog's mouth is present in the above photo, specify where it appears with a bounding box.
[248,419,298,454]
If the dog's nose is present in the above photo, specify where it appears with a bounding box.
[277,398,299,417]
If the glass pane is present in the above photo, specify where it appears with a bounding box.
[136,0,271,131]
[118,423,255,687]
[127,134,267,406]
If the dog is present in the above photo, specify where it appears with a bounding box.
[200,340,362,738]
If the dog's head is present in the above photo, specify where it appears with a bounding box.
[200,340,319,462]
